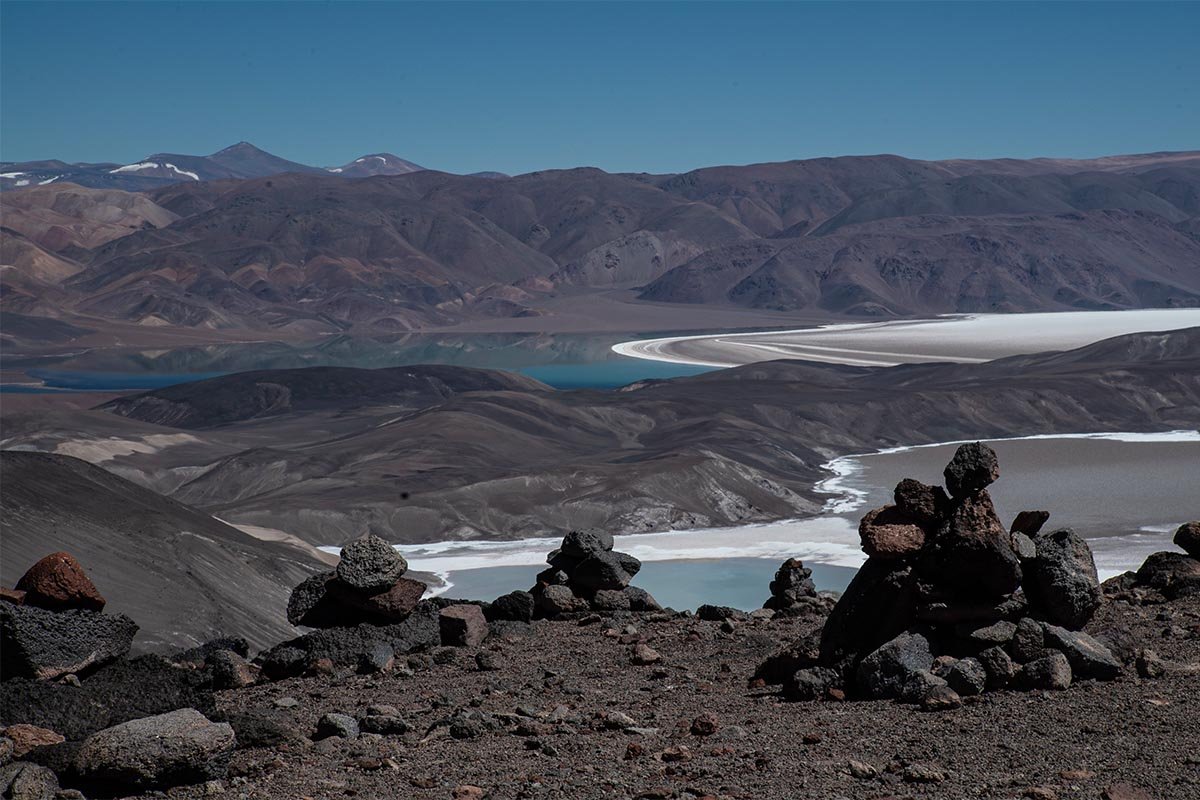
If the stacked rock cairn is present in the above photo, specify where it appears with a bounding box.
[760,442,1124,707]
[529,529,661,616]
[1,552,138,681]
[287,534,427,628]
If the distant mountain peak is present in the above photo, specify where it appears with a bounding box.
[212,141,265,155]
[328,153,425,177]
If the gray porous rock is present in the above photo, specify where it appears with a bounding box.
[1017,650,1072,690]
[0,604,137,681]
[335,534,407,592]
[74,709,236,791]
[487,591,535,622]
[1040,623,1121,680]
[855,632,934,699]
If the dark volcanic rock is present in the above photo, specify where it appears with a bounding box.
[1135,551,1200,599]
[1175,521,1200,558]
[286,572,338,627]
[204,650,259,690]
[14,552,106,612]
[756,631,821,685]
[487,591,535,623]
[314,713,359,740]
[820,558,916,665]
[74,708,235,791]
[1017,651,1072,690]
[0,604,137,681]
[893,479,949,524]
[1040,623,1121,680]
[614,552,642,579]
[623,586,662,612]
[858,505,927,559]
[697,605,744,622]
[571,552,634,591]
[590,589,632,612]
[855,632,934,699]
[0,654,216,741]
[259,605,440,679]
[945,657,987,696]
[1024,528,1102,628]
[223,711,304,748]
[1010,510,1050,538]
[0,761,60,799]
[559,529,615,558]
[1009,617,1046,663]
[943,442,1000,499]
[335,534,407,592]
[784,667,839,701]
[924,491,1022,600]
[977,646,1016,689]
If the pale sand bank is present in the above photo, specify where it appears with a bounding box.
[612,308,1200,367]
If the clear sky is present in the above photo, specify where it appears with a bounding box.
[2,1,1196,174]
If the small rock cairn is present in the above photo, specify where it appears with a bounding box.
[530,529,661,616]
[762,558,837,617]
[1,552,138,681]
[287,534,427,628]
[763,442,1124,707]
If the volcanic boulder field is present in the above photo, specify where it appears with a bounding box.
[2,444,1199,798]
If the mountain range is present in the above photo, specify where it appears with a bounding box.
[0,142,429,192]
[2,146,1198,338]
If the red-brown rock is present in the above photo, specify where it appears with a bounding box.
[439,604,488,647]
[859,505,927,559]
[328,577,426,622]
[1,723,65,757]
[15,552,106,612]
[0,587,25,606]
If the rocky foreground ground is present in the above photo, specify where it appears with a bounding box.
[3,445,1199,799]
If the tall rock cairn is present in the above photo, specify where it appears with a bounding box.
[762,442,1121,706]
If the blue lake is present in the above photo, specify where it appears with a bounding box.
[2,332,717,393]
[436,559,857,611]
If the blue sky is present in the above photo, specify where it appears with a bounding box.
[2,1,1196,174]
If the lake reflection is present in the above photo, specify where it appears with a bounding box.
[9,332,716,392]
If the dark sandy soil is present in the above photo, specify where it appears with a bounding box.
[178,596,1199,800]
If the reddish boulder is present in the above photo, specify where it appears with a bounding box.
[16,552,106,612]
[859,505,927,559]
[438,604,488,647]
[329,577,426,623]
